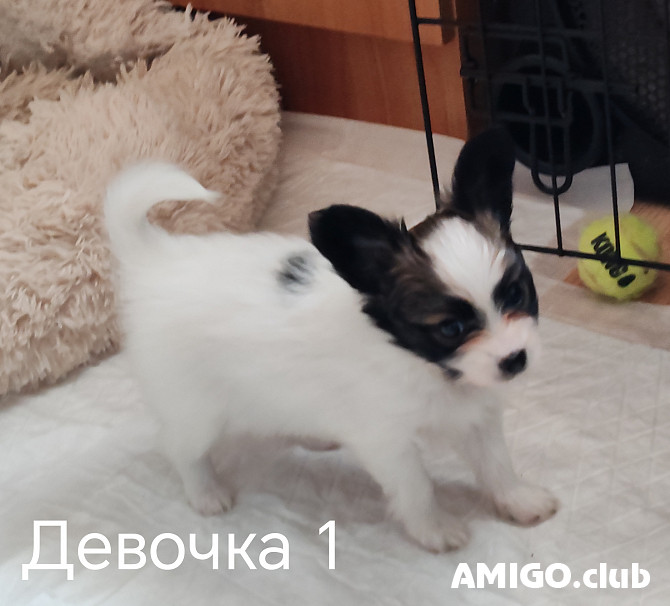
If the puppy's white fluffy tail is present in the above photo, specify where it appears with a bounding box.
[104,162,220,259]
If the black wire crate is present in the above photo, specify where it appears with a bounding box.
[408,0,670,273]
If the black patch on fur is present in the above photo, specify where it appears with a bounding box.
[493,250,539,317]
[364,288,485,364]
[278,253,314,291]
[443,367,463,380]
[309,204,485,364]
[307,130,524,367]
[309,205,408,295]
[450,127,516,232]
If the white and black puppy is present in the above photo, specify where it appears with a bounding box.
[105,129,558,552]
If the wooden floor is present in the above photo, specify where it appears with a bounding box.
[564,200,670,305]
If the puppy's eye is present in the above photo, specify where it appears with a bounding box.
[503,282,525,310]
[439,319,465,339]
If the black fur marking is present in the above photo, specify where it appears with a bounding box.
[493,251,539,318]
[309,204,485,364]
[278,253,314,291]
[309,205,407,296]
[443,367,463,380]
[307,128,522,368]
[364,290,485,364]
[450,127,516,232]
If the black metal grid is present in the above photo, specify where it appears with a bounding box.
[408,0,670,273]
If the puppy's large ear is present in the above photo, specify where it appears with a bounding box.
[449,127,516,232]
[308,205,407,295]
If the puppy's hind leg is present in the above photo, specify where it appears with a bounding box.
[160,426,233,516]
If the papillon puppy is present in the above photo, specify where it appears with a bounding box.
[105,128,558,552]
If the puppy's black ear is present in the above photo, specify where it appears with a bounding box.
[450,127,516,232]
[308,205,406,295]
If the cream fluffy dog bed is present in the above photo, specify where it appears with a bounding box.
[0,0,281,396]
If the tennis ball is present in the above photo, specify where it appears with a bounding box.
[577,214,660,301]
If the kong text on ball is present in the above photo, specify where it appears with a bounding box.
[577,214,660,301]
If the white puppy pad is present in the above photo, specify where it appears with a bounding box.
[2,113,667,605]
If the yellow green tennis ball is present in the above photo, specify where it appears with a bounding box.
[577,214,660,301]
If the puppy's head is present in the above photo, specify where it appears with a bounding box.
[309,128,538,387]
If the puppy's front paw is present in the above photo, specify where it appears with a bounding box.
[494,483,558,526]
[404,508,470,552]
[188,482,233,517]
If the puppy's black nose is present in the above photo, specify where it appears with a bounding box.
[499,349,527,377]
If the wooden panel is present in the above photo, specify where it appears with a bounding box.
[224,17,468,138]
[173,0,445,44]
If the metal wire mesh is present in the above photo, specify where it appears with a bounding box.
[408,0,670,273]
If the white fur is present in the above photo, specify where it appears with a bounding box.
[105,163,558,551]
[423,217,507,303]
[422,219,540,386]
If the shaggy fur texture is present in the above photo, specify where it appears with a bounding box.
[0,0,281,396]
[105,131,558,552]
